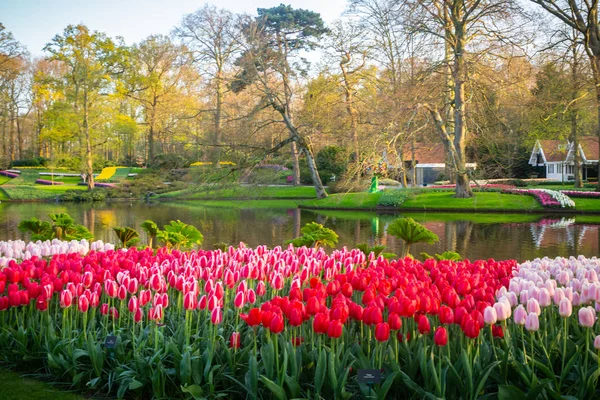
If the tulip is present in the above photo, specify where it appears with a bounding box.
[234,292,245,309]
[211,308,222,324]
[417,315,430,334]
[579,306,596,328]
[594,335,600,350]
[514,305,527,325]
[128,296,139,313]
[483,306,497,325]
[525,312,539,332]
[269,313,284,334]
[313,312,330,334]
[434,327,448,346]
[288,307,303,327]
[463,317,481,339]
[526,298,541,316]
[60,290,73,308]
[492,325,504,338]
[327,319,343,338]
[230,332,241,349]
[375,322,390,342]
[241,308,262,326]
[184,292,197,311]
[439,305,454,325]
[559,297,572,318]
[100,303,109,315]
[388,312,402,330]
[78,295,90,312]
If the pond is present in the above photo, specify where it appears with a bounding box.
[0,200,598,262]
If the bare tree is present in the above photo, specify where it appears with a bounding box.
[175,5,241,168]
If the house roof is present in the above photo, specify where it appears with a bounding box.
[402,142,447,164]
[538,140,569,162]
[578,137,599,162]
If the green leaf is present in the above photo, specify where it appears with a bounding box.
[387,217,439,256]
[377,371,399,400]
[314,348,327,394]
[259,375,288,400]
[286,222,338,249]
[498,385,526,400]
[181,384,206,400]
[113,226,140,248]
[129,379,144,390]
[435,251,462,261]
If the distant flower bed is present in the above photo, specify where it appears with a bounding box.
[190,161,236,166]
[427,183,515,190]
[503,188,575,208]
[77,182,116,188]
[560,190,600,199]
[95,166,126,180]
[257,164,289,171]
[35,179,64,186]
[0,171,18,178]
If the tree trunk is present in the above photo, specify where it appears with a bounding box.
[451,23,473,198]
[148,106,156,166]
[572,112,583,188]
[411,137,417,186]
[84,91,95,190]
[214,68,223,168]
[290,141,301,185]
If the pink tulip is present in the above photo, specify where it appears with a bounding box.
[514,305,527,326]
[525,312,539,332]
[494,300,511,321]
[559,298,572,318]
[78,295,89,312]
[247,289,256,304]
[579,306,596,328]
[527,298,541,316]
[595,335,600,350]
[128,296,139,313]
[256,281,266,296]
[211,308,223,324]
[184,292,197,311]
[483,306,497,325]
[234,291,245,309]
[538,288,551,307]
[100,303,109,315]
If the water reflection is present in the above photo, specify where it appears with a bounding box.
[0,201,598,262]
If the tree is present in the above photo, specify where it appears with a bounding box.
[175,5,241,168]
[528,0,600,190]
[119,34,195,165]
[44,25,122,189]
[232,5,329,198]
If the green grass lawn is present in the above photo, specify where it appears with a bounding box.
[0,369,84,400]
[168,199,303,209]
[1,185,85,200]
[401,191,543,211]
[0,175,13,185]
[302,192,382,208]
[572,198,600,211]
[159,185,318,199]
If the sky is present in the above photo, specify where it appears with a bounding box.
[0,0,348,56]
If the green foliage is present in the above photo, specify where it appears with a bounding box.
[316,145,349,183]
[356,243,387,258]
[10,157,48,167]
[286,222,338,249]
[141,219,159,248]
[113,227,140,248]
[58,188,107,202]
[151,153,188,170]
[18,213,93,241]
[421,251,462,261]
[213,242,229,252]
[157,220,203,250]
[377,190,410,207]
[387,217,439,257]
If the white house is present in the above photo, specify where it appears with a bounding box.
[528,138,599,181]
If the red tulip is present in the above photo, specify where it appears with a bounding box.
[492,324,504,338]
[288,307,303,327]
[313,312,330,334]
[439,305,454,325]
[211,308,222,324]
[434,327,448,346]
[341,282,353,297]
[269,313,284,334]
[230,332,241,349]
[241,308,263,326]
[418,315,431,334]
[78,295,90,312]
[256,281,266,296]
[36,296,48,311]
[60,290,73,308]
[100,303,109,315]
[375,322,390,342]
[134,307,143,323]
[327,319,343,338]
[388,312,402,330]
[247,289,256,304]
[184,292,197,311]
[463,317,481,339]
[307,297,320,316]
[109,307,119,319]
[128,296,139,313]
[234,291,245,309]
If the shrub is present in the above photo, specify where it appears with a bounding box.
[377,190,410,207]
[316,145,349,183]
[11,157,48,167]
[328,178,370,193]
[59,189,107,202]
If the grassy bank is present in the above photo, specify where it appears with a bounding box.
[158,184,318,200]
[0,369,83,400]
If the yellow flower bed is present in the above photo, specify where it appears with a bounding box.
[96,166,127,180]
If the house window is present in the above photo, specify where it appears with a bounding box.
[548,164,554,174]
[567,165,574,174]
[558,164,563,174]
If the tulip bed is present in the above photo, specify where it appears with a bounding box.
[560,190,600,199]
[2,244,600,399]
[502,188,576,208]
